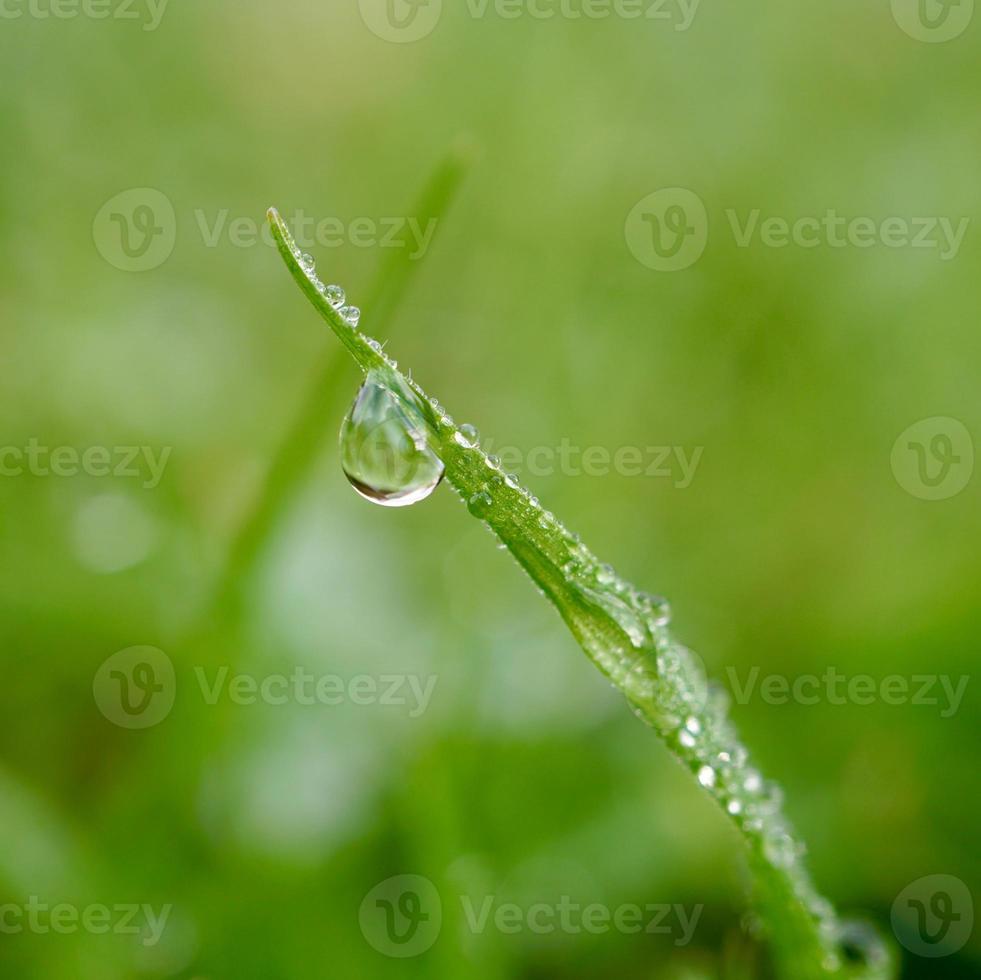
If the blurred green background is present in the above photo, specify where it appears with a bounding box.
[0,1,978,977]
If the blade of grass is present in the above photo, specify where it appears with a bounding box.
[205,142,472,620]
[266,206,897,980]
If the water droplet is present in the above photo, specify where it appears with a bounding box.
[299,253,315,270]
[339,370,444,508]
[679,730,696,748]
[324,284,345,308]
[485,455,501,469]
[684,716,701,735]
[744,770,763,793]
[459,423,479,447]
[727,799,743,816]
[638,592,672,627]
[467,490,494,517]
[340,306,361,327]
[697,765,716,788]
[596,564,616,586]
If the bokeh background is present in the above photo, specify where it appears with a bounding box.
[1,1,978,977]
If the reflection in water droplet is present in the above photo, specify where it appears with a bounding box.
[339,370,444,508]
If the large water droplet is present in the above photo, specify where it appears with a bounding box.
[339,370,444,508]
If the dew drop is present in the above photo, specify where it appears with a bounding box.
[485,455,501,469]
[638,592,672,628]
[340,306,361,327]
[324,284,345,308]
[697,765,717,788]
[468,490,493,518]
[339,370,444,508]
[458,423,479,447]
[299,253,315,270]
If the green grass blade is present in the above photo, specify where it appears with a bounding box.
[266,209,897,980]
[206,145,471,618]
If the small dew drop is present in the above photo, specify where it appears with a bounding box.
[485,455,501,470]
[324,284,345,308]
[339,370,444,508]
[468,490,494,518]
[744,770,763,794]
[698,766,717,788]
[638,592,672,627]
[727,799,743,816]
[679,730,696,748]
[340,306,361,327]
[684,716,702,735]
[299,253,315,270]
[458,423,479,447]
[596,564,616,586]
